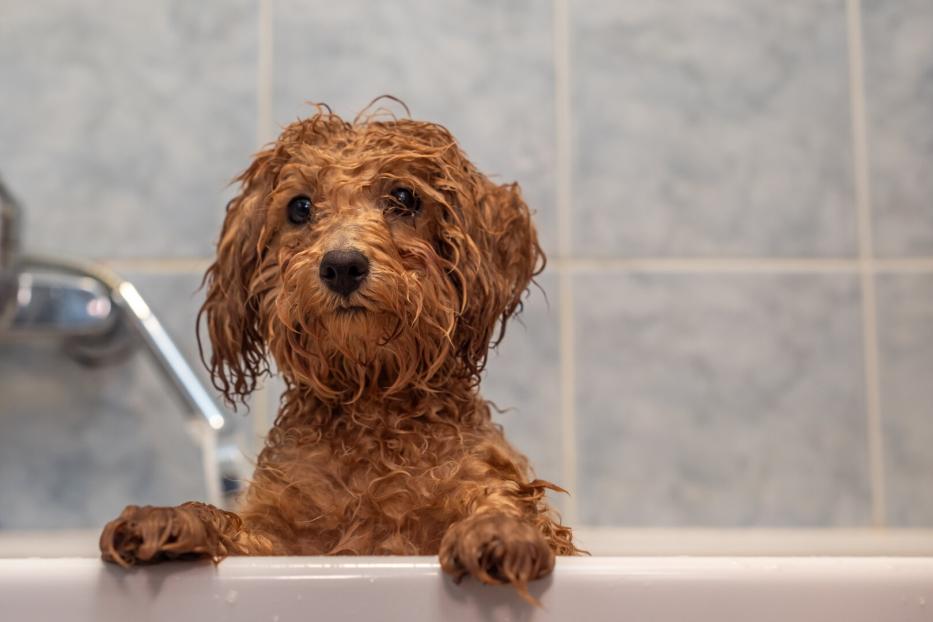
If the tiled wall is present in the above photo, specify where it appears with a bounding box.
[0,0,930,530]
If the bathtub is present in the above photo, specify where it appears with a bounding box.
[1,529,932,621]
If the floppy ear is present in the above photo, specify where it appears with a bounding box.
[198,151,276,405]
[454,177,545,375]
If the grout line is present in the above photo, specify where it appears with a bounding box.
[553,0,578,526]
[872,258,933,273]
[98,256,933,276]
[847,0,887,528]
[554,0,573,259]
[257,0,275,148]
[551,257,933,274]
[101,258,213,273]
[554,257,860,273]
[557,272,577,524]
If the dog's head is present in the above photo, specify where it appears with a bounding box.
[199,107,543,405]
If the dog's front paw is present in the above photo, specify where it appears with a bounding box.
[99,502,241,567]
[439,513,555,599]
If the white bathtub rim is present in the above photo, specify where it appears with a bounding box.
[2,527,933,558]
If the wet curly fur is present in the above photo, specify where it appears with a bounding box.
[100,100,580,598]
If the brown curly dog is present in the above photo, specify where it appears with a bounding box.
[99,102,579,598]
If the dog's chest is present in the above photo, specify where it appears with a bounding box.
[252,421,514,554]
[271,439,474,547]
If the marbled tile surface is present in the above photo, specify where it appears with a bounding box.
[273,0,558,255]
[862,0,933,257]
[876,275,933,525]
[0,0,256,259]
[570,0,856,257]
[484,271,564,494]
[0,343,207,530]
[574,272,871,526]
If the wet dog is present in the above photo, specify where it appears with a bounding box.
[100,102,579,597]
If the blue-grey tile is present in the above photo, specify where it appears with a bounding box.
[575,272,870,526]
[877,274,933,525]
[0,0,257,259]
[273,0,557,255]
[484,271,563,492]
[0,341,207,530]
[570,0,856,257]
[862,0,933,256]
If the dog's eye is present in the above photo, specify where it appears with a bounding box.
[387,187,421,215]
[287,196,313,225]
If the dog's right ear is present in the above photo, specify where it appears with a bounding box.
[198,149,277,406]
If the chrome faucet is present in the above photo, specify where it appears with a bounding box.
[0,176,246,507]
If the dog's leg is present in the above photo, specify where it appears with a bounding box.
[438,488,556,602]
[99,502,279,567]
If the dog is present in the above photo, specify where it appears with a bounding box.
[99,101,579,596]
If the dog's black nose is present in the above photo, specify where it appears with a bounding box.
[319,249,369,297]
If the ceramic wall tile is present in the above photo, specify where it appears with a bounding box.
[574,271,871,525]
[570,0,856,257]
[0,0,257,259]
[862,0,933,256]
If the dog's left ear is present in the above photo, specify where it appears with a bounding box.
[454,177,545,374]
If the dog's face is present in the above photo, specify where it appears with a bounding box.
[200,111,543,404]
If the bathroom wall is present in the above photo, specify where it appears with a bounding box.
[0,0,930,529]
